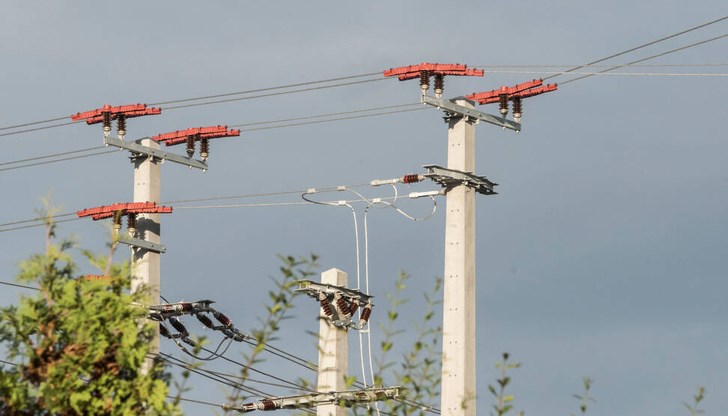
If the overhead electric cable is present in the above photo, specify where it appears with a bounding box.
[150,72,381,106]
[169,396,220,408]
[0,116,71,132]
[0,72,386,138]
[484,70,728,77]
[542,15,728,81]
[559,33,728,85]
[0,146,107,167]
[0,104,425,171]
[161,78,386,110]
[0,149,116,173]
[230,103,421,128]
[0,280,39,291]
[0,121,78,138]
[240,106,429,132]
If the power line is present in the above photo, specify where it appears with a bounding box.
[560,33,728,85]
[483,70,728,77]
[150,71,381,106]
[0,146,105,167]
[0,149,116,173]
[542,15,728,81]
[0,73,386,139]
[0,104,425,173]
[168,395,220,408]
[229,103,421,128]
[0,121,78,138]
[0,280,39,291]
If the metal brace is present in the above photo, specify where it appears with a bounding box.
[421,95,521,131]
[423,164,498,195]
[104,136,209,171]
[117,233,166,253]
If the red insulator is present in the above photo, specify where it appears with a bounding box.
[402,174,421,184]
[212,310,232,327]
[260,399,276,411]
[178,302,193,312]
[320,299,334,317]
[196,314,214,329]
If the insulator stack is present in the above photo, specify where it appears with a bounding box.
[112,210,123,232]
[336,295,350,318]
[196,314,215,329]
[419,71,430,96]
[320,298,334,318]
[260,399,276,411]
[127,213,137,236]
[186,137,195,158]
[117,115,127,139]
[159,323,171,339]
[512,96,523,122]
[212,310,232,327]
[103,111,112,136]
[499,92,509,116]
[402,174,422,184]
[199,138,209,161]
[169,318,188,335]
[348,299,360,316]
[434,74,444,99]
[360,303,372,326]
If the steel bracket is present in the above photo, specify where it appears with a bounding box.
[423,164,498,195]
[104,136,209,170]
[118,234,166,253]
[421,95,521,131]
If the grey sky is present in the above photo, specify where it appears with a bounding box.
[1,1,727,415]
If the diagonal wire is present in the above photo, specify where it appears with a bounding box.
[543,15,728,81]
[560,33,728,85]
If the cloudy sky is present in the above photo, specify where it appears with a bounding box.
[1,1,726,415]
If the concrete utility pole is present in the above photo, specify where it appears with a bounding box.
[441,99,478,416]
[317,268,349,416]
[132,138,162,372]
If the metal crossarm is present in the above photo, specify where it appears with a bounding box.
[296,280,374,330]
[421,96,521,131]
[423,164,498,195]
[222,387,402,413]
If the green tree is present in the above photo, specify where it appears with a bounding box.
[0,216,179,415]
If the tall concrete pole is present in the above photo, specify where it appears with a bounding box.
[131,138,162,372]
[317,268,349,416]
[440,98,477,416]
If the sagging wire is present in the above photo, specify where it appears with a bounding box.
[301,176,441,416]
[150,300,251,362]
